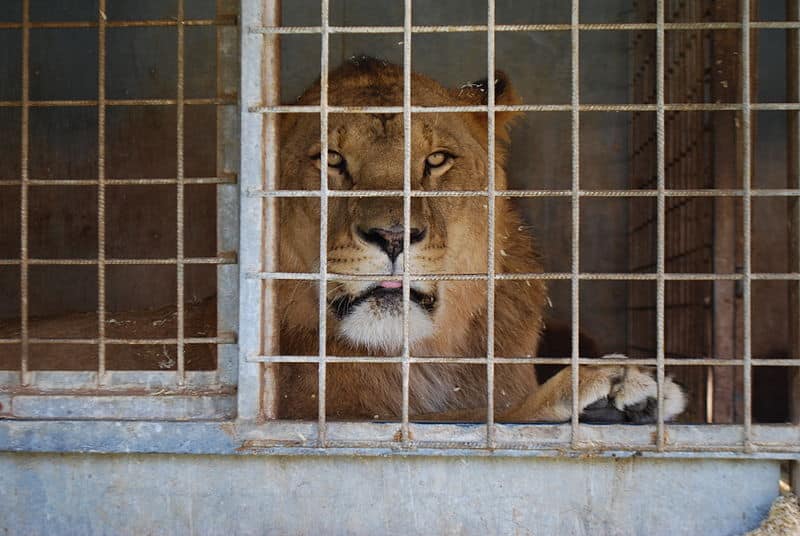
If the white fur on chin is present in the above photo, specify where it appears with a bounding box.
[338,302,434,353]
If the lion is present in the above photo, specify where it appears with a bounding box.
[274,57,686,423]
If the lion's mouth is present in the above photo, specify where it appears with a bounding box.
[329,285,437,319]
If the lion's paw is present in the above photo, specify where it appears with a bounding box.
[579,358,686,424]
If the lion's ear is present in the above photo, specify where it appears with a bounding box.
[460,71,522,141]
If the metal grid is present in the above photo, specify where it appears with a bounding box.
[234,0,800,456]
[0,0,239,420]
[236,0,800,454]
[629,0,716,423]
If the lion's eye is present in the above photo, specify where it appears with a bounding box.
[313,150,345,169]
[327,150,344,168]
[425,151,450,168]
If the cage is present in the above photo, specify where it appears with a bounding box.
[0,0,239,419]
[0,0,797,459]
[243,0,800,451]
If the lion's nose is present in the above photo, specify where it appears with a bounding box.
[357,224,426,262]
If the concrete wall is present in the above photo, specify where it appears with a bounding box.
[0,453,780,536]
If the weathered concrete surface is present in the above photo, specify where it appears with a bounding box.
[0,454,779,535]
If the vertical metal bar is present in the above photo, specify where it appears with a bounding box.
[317,0,330,446]
[628,26,637,334]
[655,0,666,450]
[214,0,241,388]
[485,0,497,448]
[176,0,187,384]
[741,0,753,451]
[788,0,800,488]
[238,0,268,421]
[97,0,107,385]
[569,0,581,446]
[400,0,412,443]
[19,0,30,386]
[259,0,281,420]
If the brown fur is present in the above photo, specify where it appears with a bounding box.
[275,58,686,423]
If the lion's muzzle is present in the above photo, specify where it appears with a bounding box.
[329,285,437,320]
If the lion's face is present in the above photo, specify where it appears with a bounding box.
[278,59,520,354]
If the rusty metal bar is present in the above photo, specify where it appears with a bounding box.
[0,18,234,30]
[246,355,800,367]
[569,0,581,447]
[400,0,412,444]
[248,103,800,113]
[655,0,666,450]
[246,188,800,198]
[0,177,237,185]
[97,0,108,384]
[0,336,235,345]
[485,0,497,447]
[5,184,799,198]
[317,0,331,446]
[0,257,235,266]
[247,21,800,34]
[19,0,30,386]
[0,98,236,108]
[176,0,187,385]
[247,272,800,282]
[256,0,281,422]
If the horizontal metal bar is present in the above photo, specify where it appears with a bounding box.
[248,21,800,34]
[0,255,236,266]
[246,188,800,198]
[0,385,234,397]
[236,422,800,454]
[0,335,235,345]
[245,355,799,366]
[0,97,237,108]
[4,394,235,420]
[0,176,237,186]
[1,421,798,457]
[246,271,800,281]
[0,18,236,30]
[247,103,800,114]
[0,370,234,391]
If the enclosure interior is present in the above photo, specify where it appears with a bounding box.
[270,0,798,424]
[0,1,235,379]
[0,0,796,425]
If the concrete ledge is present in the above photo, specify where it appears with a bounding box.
[0,453,780,535]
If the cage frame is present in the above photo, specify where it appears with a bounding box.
[0,0,241,421]
[1,0,800,459]
[234,0,800,457]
